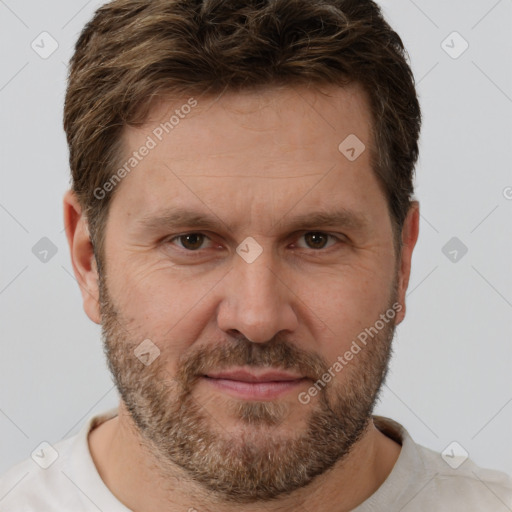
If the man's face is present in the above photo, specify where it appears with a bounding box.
[97,84,404,502]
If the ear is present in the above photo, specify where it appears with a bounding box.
[394,201,420,325]
[63,189,101,324]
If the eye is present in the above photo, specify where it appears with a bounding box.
[165,231,343,254]
[294,232,341,250]
[169,233,212,251]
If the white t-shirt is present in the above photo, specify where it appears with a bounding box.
[1,408,511,511]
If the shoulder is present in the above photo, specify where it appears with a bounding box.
[0,435,82,511]
[0,407,119,512]
[369,416,512,511]
[418,442,512,508]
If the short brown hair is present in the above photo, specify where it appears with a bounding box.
[64,0,421,272]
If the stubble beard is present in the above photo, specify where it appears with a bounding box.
[98,275,398,503]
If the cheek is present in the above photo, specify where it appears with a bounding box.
[300,266,393,356]
[106,256,224,350]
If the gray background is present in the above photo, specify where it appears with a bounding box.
[1,0,511,480]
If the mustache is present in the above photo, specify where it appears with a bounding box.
[174,335,330,389]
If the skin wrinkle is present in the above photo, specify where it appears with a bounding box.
[168,174,325,178]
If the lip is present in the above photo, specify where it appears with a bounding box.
[202,368,308,400]
[205,368,304,382]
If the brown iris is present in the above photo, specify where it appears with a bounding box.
[179,233,205,250]
[304,232,329,249]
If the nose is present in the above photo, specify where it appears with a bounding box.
[216,251,299,343]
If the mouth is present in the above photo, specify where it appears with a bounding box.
[202,368,309,400]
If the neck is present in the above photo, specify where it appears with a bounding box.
[88,402,401,512]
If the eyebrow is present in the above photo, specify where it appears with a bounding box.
[135,207,370,236]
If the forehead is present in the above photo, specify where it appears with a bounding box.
[123,84,371,168]
[111,83,385,230]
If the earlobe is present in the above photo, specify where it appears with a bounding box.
[63,189,101,324]
[395,201,420,325]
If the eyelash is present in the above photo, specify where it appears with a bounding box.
[165,232,345,255]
